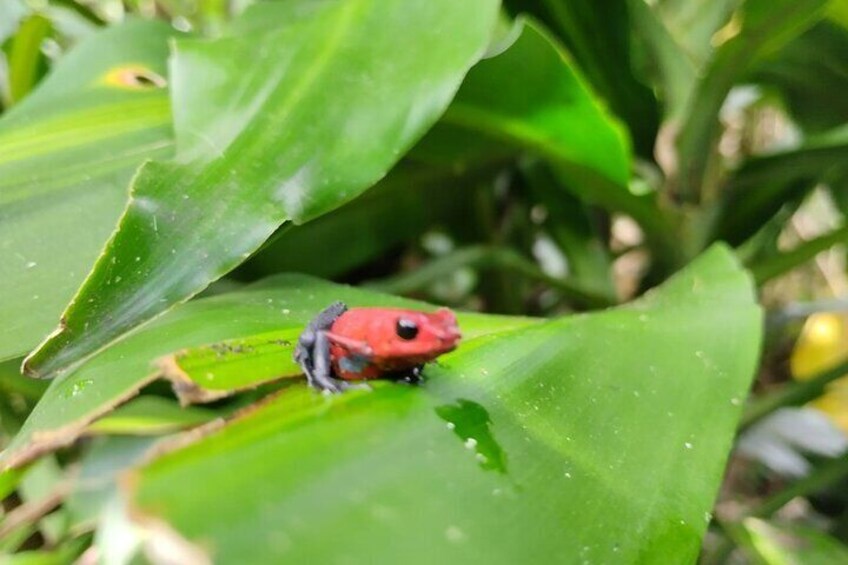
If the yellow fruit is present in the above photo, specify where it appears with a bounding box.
[790,313,848,432]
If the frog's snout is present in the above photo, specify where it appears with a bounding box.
[435,325,461,342]
[430,308,461,346]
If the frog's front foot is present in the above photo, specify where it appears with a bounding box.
[307,370,351,394]
[393,365,424,385]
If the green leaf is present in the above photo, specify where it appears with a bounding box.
[503,0,660,157]
[125,245,761,563]
[86,396,216,435]
[438,18,673,249]
[159,329,302,404]
[1,276,532,470]
[715,125,848,244]
[675,0,830,201]
[447,19,630,188]
[0,20,174,362]
[24,0,500,377]
[5,14,51,106]
[754,21,848,133]
[736,518,848,564]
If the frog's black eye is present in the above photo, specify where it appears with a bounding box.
[396,319,419,340]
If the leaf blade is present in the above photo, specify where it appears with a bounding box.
[0,20,175,362]
[126,245,762,563]
[24,0,501,377]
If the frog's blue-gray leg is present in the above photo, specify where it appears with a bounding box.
[295,301,350,393]
[310,331,351,393]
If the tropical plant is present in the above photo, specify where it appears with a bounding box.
[1,0,847,563]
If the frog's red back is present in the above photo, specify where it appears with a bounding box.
[329,307,460,380]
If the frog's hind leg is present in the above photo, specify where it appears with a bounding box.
[309,331,354,394]
[295,302,351,393]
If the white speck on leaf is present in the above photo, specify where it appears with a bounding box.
[445,526,465,543]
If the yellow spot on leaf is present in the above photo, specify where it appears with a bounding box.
[101,65,167,90]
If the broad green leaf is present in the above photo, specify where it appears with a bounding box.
[24,0,500,377]
[126,246,761,563]
[737,518,848,564]
[0,20,174,362]
[503,0,660,157]
[675,0,829,201]
[447,19,630,188]
[440,18,672,248]
[1,276,533,470]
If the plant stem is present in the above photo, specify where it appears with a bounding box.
[364,245,613,309]
[740,359,848,432]
[706,453,848,564]
[752,452,848,518]
[749,225,848,285]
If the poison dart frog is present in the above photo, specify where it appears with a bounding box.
[294,301,461,393]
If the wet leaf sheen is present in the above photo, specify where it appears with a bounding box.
[128,246,761,564]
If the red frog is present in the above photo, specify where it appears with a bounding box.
[294,301,461,393]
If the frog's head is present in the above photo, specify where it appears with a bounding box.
[371,307,461,362]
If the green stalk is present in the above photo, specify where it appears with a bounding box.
[750,226,848,285]
[752,453,848,518]
[740,359,848,432]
